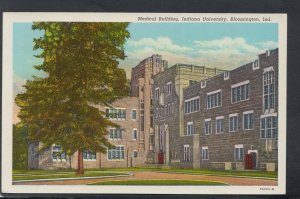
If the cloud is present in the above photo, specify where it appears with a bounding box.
[127,37,192,53]
[121,36,278,79]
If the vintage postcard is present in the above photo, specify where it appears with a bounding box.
[2,12,287,195]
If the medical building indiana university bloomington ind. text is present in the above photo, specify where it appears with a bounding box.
[28,49,278,172]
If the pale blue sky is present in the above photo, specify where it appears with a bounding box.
[13,22,278,83]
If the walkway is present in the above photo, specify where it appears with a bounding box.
[13,171,277,186]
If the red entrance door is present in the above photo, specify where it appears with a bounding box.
[158,151,164,164]
[245,154,253,169]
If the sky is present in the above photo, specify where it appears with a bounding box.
[13,22,278,123]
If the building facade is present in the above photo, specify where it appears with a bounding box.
[130,54,168,163]
[152,64,226,166]
[181,49,278,171]
[28,97,147,169]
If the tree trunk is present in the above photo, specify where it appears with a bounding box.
[76,150,84,175]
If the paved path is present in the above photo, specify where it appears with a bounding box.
[13,171,277,186]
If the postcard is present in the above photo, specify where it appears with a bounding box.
[1,12,287,195]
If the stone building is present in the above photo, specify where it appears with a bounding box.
[152,64,226,166]
[28,97,147,169]
[130,54,168,163]
[181,49,278,171]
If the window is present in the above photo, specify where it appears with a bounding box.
[189,80,197,86]
[183,145,191,162]
[201,80,206,88]
[131,109,137,120]
[109,128,122,140]
[224,71,230,80]
[231,81,250,103]
[243,111,254,130]
[229,114,238,132]
[107,146,125,160]
[263,67,275,112]
[155,88,160,99]
[159,126,164,150]
[234,144,244,161]
[166,82,172,95]
[186,122,194,136]
[261,115,278,138]
[204,119,212,135]
[83,151,96,160]
[216,116,224,134]
[202,147,209,160]
[207,90,222,109]
[184,96,200,114]
[140,115,144,131]
[52,144,66,161]
[253,59,259,70]
[132,150,138,158]
[132,129,138,140]
[105,108,126,120]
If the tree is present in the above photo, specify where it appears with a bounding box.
[13,124,28,170]
[15,22,130,174]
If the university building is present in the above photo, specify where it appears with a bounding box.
[179,49,278,171]
[152,64,226,166]
[28,49,279,171]
[28,97,147,169]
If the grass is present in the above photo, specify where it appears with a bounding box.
[97,168,277,179]
[13,170,129,181]
[89,179,227,185]
[158,169,277,179]
[13,167,277,181]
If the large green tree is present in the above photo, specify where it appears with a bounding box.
[15,22,130,174]
[13,124,28,170]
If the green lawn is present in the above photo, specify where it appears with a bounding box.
[13,170,129,181]
[89,179,227,185]
[98,168,277,179]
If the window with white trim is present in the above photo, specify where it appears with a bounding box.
[201,80,206,88]
[207,90,222,109]
[155,87,160,99]
[109,128,123,140]
[184,96,200,114]
[186,122,194,136]
[132,129,138,140]
[231,81,250,103]
[159,126,164,150]
[224,71,230,80]
[183,145,191,162]
[83,151,96,160]
[261,116,277,138]
[204,119,212,135]
[243,111,254,130]
[234,144,244,161]
[106,108,126,120]
[229,114,238,132]
[263,68,275,112]
[52,144,66,161]
[107,145,124,160]
[131,109,137,120]
[202,147,209,160]
[216,117,224,134]
[253,59,259,70]
[166,82,172,95]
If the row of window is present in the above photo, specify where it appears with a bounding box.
[155,81,173,99]
[182,144,246,162]
[105,108,137,120]
[155,103,174,118]
[109,128,138,140]
[183,68,276,114]
[51,145,139,161]
[186,113,277,139]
